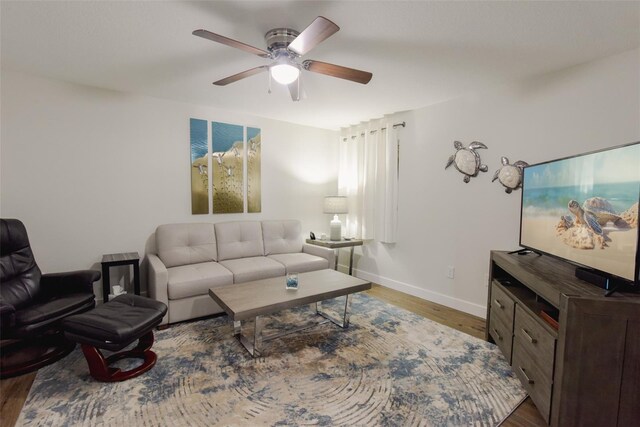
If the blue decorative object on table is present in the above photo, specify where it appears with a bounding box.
[286,273,299,290]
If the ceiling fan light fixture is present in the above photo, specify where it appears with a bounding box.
[270,63,300,85]
[194,16,372,97]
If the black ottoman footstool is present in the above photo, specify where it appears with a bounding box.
[62,294,167,382]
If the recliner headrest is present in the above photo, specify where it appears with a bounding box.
[0,218,42,309]
[1,219,31,256]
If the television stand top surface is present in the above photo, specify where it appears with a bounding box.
[491,251,638,308]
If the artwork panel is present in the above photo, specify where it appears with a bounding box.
[247,127,262,213]
[212,121,244,214]
[190,118,209,214]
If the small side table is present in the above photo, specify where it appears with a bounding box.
[305,239,364,276]
[101,252,140,303]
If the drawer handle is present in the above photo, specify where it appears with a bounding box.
[492,328,503,341]
[519,367,535,384]
[494,299,504,309]
[521,328,537,344]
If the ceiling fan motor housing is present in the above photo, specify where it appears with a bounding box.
[265,28,300,55]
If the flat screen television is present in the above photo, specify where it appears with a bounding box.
[520,141,640,286]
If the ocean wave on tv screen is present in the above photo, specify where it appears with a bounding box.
[522,182,638,217]
[522,205,566,218]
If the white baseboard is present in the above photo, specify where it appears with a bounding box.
[349,266,487,319]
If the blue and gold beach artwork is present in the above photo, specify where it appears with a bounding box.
[247,127,261,213]
[212,121,244,214]
[190,118,209,214]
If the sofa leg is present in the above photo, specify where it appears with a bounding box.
[80,331,157,382]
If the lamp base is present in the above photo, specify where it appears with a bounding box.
[330,215,342,241]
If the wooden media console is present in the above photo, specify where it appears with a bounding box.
[486,251,639,427]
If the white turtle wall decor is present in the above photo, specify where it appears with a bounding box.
[445,141,489,183]
[492,157,529,193]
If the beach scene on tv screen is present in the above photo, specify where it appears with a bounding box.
[521,143,639,281]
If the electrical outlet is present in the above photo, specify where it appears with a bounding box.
[447,266,455,279]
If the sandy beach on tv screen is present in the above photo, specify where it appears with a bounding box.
[521,216,637,280]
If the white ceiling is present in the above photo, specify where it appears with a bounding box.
[2,1,639,130]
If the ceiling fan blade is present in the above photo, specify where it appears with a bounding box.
[303,60,373,84]
[288,16,339,56]
[193,29,270,58]
[213,66,269,86]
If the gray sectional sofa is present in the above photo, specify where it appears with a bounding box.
[147,220,335,325]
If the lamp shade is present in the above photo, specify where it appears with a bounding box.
[323,196,348,214]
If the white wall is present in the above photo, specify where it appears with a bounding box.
[0,71,339,298]
[2,49,638,315]
[351,48,640,317]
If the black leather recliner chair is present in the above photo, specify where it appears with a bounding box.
[0,218,100,378]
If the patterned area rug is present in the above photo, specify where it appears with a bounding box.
[18,294,525,426]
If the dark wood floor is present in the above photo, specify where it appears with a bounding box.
[0,285,547,427]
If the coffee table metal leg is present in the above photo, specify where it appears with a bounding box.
[343,293,352,327]
[316,294,352,329]
[234,318,262,358]
[234,296,355,357]
[254,315,263,356]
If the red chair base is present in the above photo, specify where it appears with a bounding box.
[80,330,157,382]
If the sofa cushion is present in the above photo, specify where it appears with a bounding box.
[167,262,233,300]
[267,253,329,274]
[262,220,304,255]
[156,223,217,268]
[219,257,285,284]
[214,221,264,261]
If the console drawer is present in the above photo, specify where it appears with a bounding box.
[490,281,515,326]
[513,343,553,422]
[514,305,556,379]
[489,312,513,363]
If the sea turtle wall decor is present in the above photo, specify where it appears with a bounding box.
[492,157,529,193]
[445,141,488,183]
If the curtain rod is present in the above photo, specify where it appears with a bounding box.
[342,121,406,141]
[375,121,407,133]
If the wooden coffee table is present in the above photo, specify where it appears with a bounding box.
[209,269,371,357]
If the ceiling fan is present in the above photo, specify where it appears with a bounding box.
[193,16,373,101]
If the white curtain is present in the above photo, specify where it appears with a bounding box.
[338,119,399,243]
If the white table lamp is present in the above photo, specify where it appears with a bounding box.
[323,196,348,241]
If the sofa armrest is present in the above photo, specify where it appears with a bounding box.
[302,244,336,270]
[147,254,169,325]
[40,270,101,299]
